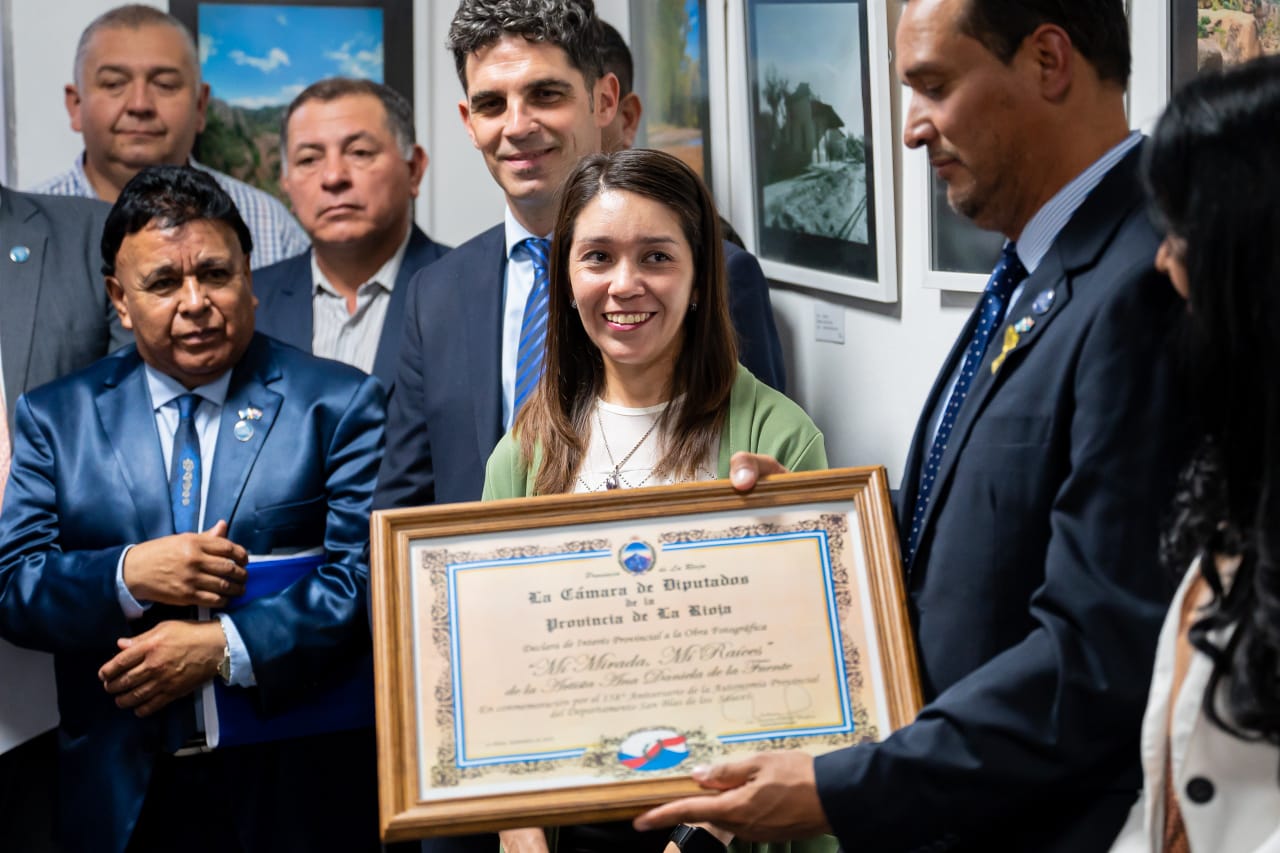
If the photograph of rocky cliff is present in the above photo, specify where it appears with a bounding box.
[1196,0,1280,71]
[187,2,386,205]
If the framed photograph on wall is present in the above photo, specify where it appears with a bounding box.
[1170,0,1280,86]
[727,0,897,302]
[170,0,413,204]
[629,0,714,189]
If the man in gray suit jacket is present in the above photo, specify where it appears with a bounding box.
[0,184,129,851]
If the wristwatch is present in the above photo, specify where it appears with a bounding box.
[217,644,232,685]
[669,824,727,853]
[216,620,232,685]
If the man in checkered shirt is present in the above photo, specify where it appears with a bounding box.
[32,4,307,270]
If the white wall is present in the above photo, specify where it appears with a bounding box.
[7,0,971,486]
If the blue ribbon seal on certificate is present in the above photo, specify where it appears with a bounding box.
[618,540,656,574]
[618,729,689,771]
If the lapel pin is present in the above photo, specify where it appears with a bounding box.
[233,407,262,442]
[9,246,30,263]
[990,325,1020,375]
[1032,288,1056,315]
[1014,316,1035,334]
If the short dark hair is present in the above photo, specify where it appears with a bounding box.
[597,19,633,96]
[102,165,253,276]
[447,0,604,91]
[281,77,415,164]
[948,0,1131,86]
[517,148,736,495]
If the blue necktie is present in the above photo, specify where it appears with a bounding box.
[169,394,202,534]
[514,237,552,415]
[906,242,1027,563]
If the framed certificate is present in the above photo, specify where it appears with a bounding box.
[370,467,921,841]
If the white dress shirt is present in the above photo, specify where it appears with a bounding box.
[310,230,410,374]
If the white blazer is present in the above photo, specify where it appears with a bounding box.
[1110,563,1280,852]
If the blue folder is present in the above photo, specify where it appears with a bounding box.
[201,551,374,748]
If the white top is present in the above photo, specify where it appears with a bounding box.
[1109,561,1280,853]
[573,399,719,493]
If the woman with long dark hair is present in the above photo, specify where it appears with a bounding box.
[1110,55,1280,852]
[483,149,829,853]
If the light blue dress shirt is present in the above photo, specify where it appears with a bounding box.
[113,365,254,686]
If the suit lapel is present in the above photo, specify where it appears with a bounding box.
[265,252,315,353]
[372,227,432,388]
[465,226,508,456]
[93,351,174,539]
[0,191,47,410]
[203,337,282,528]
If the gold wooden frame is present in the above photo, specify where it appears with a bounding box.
[370,466,920,842]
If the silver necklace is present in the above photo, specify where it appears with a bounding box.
[596,405,663,490]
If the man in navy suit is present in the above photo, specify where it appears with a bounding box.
[254,78,448,391]
[0,166,385,852]
[375,0,785,512]
[636,2,1190,851]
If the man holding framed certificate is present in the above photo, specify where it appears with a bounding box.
[636,1,1191,851]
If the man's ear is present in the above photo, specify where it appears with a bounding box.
[458,99,482,150]
[594,71,620,128]
[407,145,428,198]
[194,81,210,134]
[619,92,643,149]
[105,276,132,330]
[66,84,84,133]
[1023,23,1074,102]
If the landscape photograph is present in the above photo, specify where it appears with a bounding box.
[192,2,385,203]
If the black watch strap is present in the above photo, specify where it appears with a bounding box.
[669,824,727,853]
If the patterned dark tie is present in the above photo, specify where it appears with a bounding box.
[514,237,552,415]
[169,394,202,534]
[906,242,1027,563]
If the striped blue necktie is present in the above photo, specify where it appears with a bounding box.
[169,394,202,534]
[514,237,552,415]
[906,242,1027,562]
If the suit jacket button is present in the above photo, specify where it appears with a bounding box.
[1185,776,1215,804]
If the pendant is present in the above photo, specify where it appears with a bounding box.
[604,471,620,490]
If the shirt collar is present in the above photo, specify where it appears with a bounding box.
[1015,131,1142,273]
[504,205,552,260]
[310,228,412,298]
[74,153,207,198]
[144,363,233,412]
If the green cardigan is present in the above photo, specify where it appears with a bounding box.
[482,365,828,499]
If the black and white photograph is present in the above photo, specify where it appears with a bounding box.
[747,0,878,282]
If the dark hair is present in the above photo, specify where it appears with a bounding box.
[102,165,253,276]
[597,19,633,96]
[516,149,737,495]
[74,4,199,87]
[942,0,1131,86]
[1145,54,1280,754]
[281,77,415,163]
[448,0,604,91]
